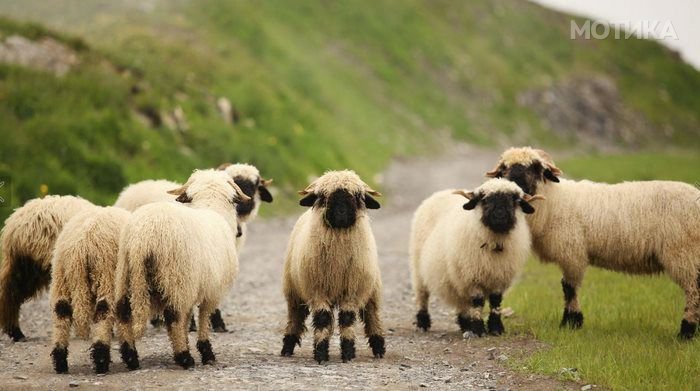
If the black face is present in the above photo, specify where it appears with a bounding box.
[324,189,358,229]
[233,176,258,217]
[479,192,518,234]
[504,163,543,196]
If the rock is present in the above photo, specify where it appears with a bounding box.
[487,347,498,360]
[581,385,593,391]
[0,35,79,76]
[13,375,28,380]
[69,381,79,387]
[500,307,515,318]
[462,331,477,339]
[497,354,509,362]
[216,97,233,124]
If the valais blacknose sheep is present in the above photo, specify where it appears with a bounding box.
[409,179,542,336]
[49,207,131,374]
[281,170,386,363]
[114,169,250,369]
[488,146,700,339]
[113,163,273,332]
[0,195,95,341]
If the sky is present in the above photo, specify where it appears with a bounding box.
[531,0,700,70]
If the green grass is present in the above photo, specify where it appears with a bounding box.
[1,1,699,225]
[506,152,700,391]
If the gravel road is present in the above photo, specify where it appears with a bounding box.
[0,145,577,390]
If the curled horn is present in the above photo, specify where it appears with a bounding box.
[228,179,252,202]
[522,194,546,202]
[261,178,273,187]
[485,162,504,178]
[452,189,475,199]
[366,187,382,197]
[216,162,232,170]
[298,182,315,196]
[534,149,562,176]
[167,185,187,196]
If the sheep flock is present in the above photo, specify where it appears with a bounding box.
[0,148,698,375]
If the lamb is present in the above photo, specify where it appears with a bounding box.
[114,164,272,332]
[49,206,131,374]
[114,169,250,369]
[409,179,542,336]
[281,170,386,364]
[486,146,700,339]
[0,195,95,341]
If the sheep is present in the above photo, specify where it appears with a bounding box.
[486,146,700,339]
[0,195,95,341]
[113,164,273,332]
[409,179,542,336]
[114,169,250,369]
[113,179,180,211]
[281,170,385,364]
[49,206,131,374]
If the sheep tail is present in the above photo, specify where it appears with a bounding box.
[129,251,153,340]
[69,257,93,339]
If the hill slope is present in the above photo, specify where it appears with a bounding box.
[0,0,699,221]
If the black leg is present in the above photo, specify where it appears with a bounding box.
[560,279,584,329]
[196,340,216,364]
[312,309,332,364]
[90,342,111,374]
[679,319,697,340]
[210,309,227,332]
[487,293,505,336]
[51,346,68,374]
[416,309,431,331]
[189,314,197,332]
[119,342,140,370]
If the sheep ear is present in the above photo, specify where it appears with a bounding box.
[364,194,381,209]
[463,198,480,210]
[519,199,536,214]
[258,178,273,202]
[544,169,560,183]
[485,163,504,178]
[299,194,318,207]
[175,193,192,203]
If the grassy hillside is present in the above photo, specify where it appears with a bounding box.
[1,0,699,222]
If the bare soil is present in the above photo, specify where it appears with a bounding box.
[0,145,579,390]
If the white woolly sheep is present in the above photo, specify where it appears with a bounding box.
[49,206,131,374]
[281,170,385,364]
[0,195,95,341]
[113,179,180,211]
[487,146,700,339]
[113,163,273,332]
[114,169,250,369]
[409,179,542,336]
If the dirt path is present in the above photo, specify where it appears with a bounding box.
[0,145,577,390]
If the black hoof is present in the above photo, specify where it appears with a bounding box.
[487,314,505,336]
[9,327,27,342]
[150,316,164,328]
[340,338,356,363]
[119,342,140,370]
[678,319,697,340]
[368,335,385,358]
[210,309,228,332]
[90,342,111,374]
[281,334,300,357]
[189,316,197,332]
[458,315,486,337]
[313,339,329,364]
[51,346,68,374]
[560,309,584,329]
[174,350,195,369]
[416,310,431,331]
[196,340,216,364]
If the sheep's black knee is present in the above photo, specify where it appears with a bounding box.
[119,342,140,370]
[560,308,584,329]
[174,350,195,369]
[163,307,178,331]
[116,297,131,324]
[561,279,576,303]
[340,337,356,362]
[312,309,332,329]
[313,339,330,364]
[488,294,505,335]
[196,340,216,364]
[471,296,485,308]
[210,309,227,332]
[90,341,111,374]
[416,309,431,331]
[368,335,385,358]
[281,334,300,356]
[94,300,110,322]
[679,319,697,340]
[9,326,26,342]
[51,346,68,374]
[54,300,73,319]
[339,310,356,327]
